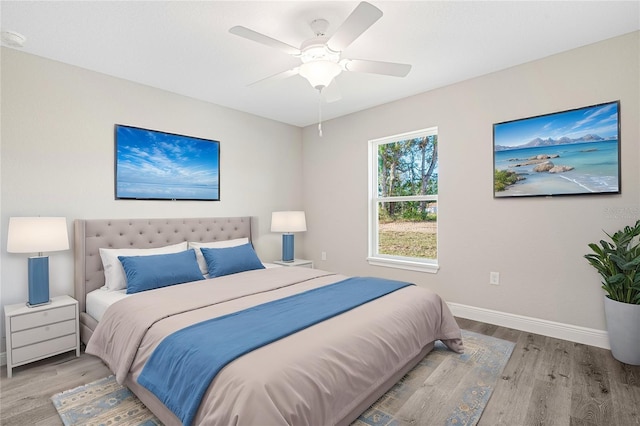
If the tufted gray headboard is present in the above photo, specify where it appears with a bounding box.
[74,216,252,343]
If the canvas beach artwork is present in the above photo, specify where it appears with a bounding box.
[115,125,220,201]
[493,101,620,198]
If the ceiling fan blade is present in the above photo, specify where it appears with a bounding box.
[327,2,383,52]
[322,80,342,103]
[344,59,412,77]
[248,68,299,87]
[229,26,300,56]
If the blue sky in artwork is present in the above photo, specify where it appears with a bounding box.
[494,102,619,148]
[116,126,219,199]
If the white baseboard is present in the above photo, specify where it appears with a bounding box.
[0,305,609,366]
[448,302,610,350]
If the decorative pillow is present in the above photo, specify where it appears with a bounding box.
[201,243,265,278]
[99,242,188,291]
[119,249,204,294]
[188,238,249,275]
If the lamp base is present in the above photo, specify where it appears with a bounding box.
[26,300,52,308]
[281,234,294,262]
[28,256,50,307]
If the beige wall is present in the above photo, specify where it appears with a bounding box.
[302,32,640,333]
[1,32,638,356]
[0,49,303,350]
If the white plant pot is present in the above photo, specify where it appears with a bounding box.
[604,296,640,365]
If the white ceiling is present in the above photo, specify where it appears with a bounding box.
[1,1,639,127]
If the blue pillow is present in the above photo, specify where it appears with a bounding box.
[120,249,204,294]
[201,243,265,278]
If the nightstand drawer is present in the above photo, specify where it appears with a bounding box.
[12,333,77,364]
[12,319,76,348]
[11,305,76,332]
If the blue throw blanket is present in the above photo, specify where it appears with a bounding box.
[137,276,413,425]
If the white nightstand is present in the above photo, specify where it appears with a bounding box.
[4,295,80,378]
[273,259,314,268]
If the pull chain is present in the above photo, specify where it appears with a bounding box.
[317,88,323,137]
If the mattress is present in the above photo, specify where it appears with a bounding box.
[86,288,129,322]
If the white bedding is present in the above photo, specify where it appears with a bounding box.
[86,289,129,322]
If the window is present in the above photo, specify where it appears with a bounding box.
[368,127,438,272]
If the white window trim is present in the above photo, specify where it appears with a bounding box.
[367,255,440,273]
[367,127,439,273]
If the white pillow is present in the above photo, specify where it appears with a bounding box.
[99,242,189,291]
[188,238,249,275]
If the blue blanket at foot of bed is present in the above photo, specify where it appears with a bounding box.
[137,276,413,425]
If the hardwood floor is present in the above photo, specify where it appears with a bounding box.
[1,318,638,425]
[0,351,110,425]
[456,318,640,426]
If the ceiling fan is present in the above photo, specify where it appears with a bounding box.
[229,1,412,101]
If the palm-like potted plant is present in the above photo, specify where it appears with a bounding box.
[585,219,640,365]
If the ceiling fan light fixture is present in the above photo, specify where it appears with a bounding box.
[300,42,340,64]
[299,60,342,90]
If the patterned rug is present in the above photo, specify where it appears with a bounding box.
[51,329,514,426]
[354,330,515,426]
[51,375,161,426]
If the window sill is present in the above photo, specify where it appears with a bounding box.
[367,256,439,274]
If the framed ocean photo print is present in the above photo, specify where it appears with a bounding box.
[493,101,621,198]
[115,125,220,201]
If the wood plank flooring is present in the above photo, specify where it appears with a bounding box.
[456,318,640,426]
[1,318,638,425]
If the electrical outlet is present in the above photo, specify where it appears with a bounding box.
[490,272,500,285]
[321,251,327,261]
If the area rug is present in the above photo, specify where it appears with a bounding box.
[51,329,514,426]
[51,374,161,426]
[353,329,515,426]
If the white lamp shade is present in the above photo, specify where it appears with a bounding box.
[271,211,307,233]
[299,61,342,90]
[7,217,69,254]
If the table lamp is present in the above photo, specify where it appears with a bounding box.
[271,211,306,262]
[7,217,69,307]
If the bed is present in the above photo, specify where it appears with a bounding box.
[75,217,463,426]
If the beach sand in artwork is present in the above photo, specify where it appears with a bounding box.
[497,172,593,196]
